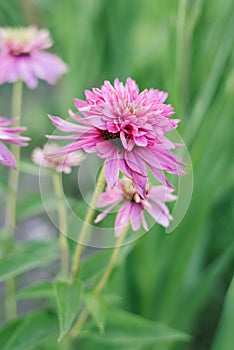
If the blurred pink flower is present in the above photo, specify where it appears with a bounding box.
[94,177,177,236]
[47,78,185,197]
[32,143,84,174]
[0,117,30,168]
[0,26,67,88]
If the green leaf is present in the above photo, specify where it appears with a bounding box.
[17,281,53,299]
[17,193,58,221]
[85,293,106,334]
[0,311,57,350]
[80,309,190,346]
[211,275,234,350]
[0,240,59,282]
[0,319,21,349]
[54,279,83,341]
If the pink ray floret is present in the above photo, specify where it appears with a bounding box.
[0,26,67,88]
[0,117,30,168]
[94,177,177,236]
[32,143,85,174]
[47,78,185,196]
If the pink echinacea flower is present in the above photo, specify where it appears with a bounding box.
[32,143,84,174]
[0,26,67,88]
[47,78,185,197]
[94,177,177,236]
[0,117,30,168]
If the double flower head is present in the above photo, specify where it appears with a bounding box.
[46,78,185,235]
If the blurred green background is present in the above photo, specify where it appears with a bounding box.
[0,0,234,349]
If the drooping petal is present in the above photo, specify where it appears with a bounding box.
[115,202,131,237]
[0,142,16,168]
[146,199,172,228]
[94,203,117,224]
[104,148,119,187]
[129,203,142,231]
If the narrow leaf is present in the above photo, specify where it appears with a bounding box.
[211,276,234,350]
[80,309,190,346]
[54,279,83,341]
[17,281,53,299]
[85,293,106,334]
[17,193,58,221]
[0,240,59,282]
[0,311,57,350]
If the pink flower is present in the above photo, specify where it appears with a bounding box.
[0,26,67,88]
[47,78,185,197]
[94,177,177,236]
[32,143,84,174]
[0,117,30,168]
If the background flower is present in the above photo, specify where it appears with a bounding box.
[32,143,84,174]
[47,78,185,197]
[95,177,177,236]
[0,116,30,168]
[0,26,67,88]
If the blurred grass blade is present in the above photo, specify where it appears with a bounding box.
[17,193,58,221]
[17,281,53,299]
[0,240,59,282]
[0,311,57,350]
[211,275,234,350]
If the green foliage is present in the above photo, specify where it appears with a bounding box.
[17,280,53,299]
[85,293,107,334]
[79,309,190,347]
[53,279,83,341]
[0,311,57,350]
[0,240,59,282]
[211,276,234,350]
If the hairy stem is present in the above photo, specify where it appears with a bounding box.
[70,227,128,338]
[71,166,106,280]
[53,171,69,280]
[5,80,23,321]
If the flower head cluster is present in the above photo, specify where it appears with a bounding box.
[32,143,84,174]
[0,117,30,168]
[95,177,176,236]
[0,26,67,88]
[47,78,185,198]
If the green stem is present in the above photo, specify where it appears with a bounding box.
[70,226,128,338]
[5,80,23,234]
[52,171,69,280]
[71,166,106,280]
[5,80,23,321]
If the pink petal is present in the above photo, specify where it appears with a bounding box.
[104,148,119,187]
[30,52,67,85]
[0,142,16,168]
[17,57,38,89]
[115,202,131,237]
[148,186,177,202]
[129,204,142,231]
[94,203,116,224]
[48,114,88,133]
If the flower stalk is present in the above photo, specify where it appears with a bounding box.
[70,225,128,338]
[71,166,106,280]
[5,79,23,321]
[52,171,69,280]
